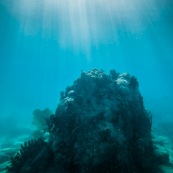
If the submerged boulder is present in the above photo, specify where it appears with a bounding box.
[47,69,154,173]
[7,69,161,173]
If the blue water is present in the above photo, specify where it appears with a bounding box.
[0,0,173,139]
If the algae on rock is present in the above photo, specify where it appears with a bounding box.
[7,69,170,173]
[47,69,154,173]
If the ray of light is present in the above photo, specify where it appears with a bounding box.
[2,0,168,58]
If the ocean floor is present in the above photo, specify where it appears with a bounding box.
[0,131,173,173]
[152,133,173,172]
[0,127,32,173]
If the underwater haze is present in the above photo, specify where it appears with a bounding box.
[0,0,173,160]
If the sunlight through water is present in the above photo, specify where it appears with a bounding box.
[5,0,163,56]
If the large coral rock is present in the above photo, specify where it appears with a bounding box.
[48,69,154,173]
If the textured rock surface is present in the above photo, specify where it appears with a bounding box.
[7,69,170,173]
[47,69,154,173]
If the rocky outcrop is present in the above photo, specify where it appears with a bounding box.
[47,69,154,173]
[7,69,166,173]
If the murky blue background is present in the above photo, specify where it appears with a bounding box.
[0,0,173,140]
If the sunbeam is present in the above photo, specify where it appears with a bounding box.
[3,0,164,55]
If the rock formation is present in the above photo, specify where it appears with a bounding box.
[47,69,154,173]
[7,69,165,173]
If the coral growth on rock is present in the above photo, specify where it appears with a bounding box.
[32,108,52,131]
[47,69,154,173]
[6,69,170,173]
[7,138,54,173]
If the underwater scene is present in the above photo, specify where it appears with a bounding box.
[0,0,173,172]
